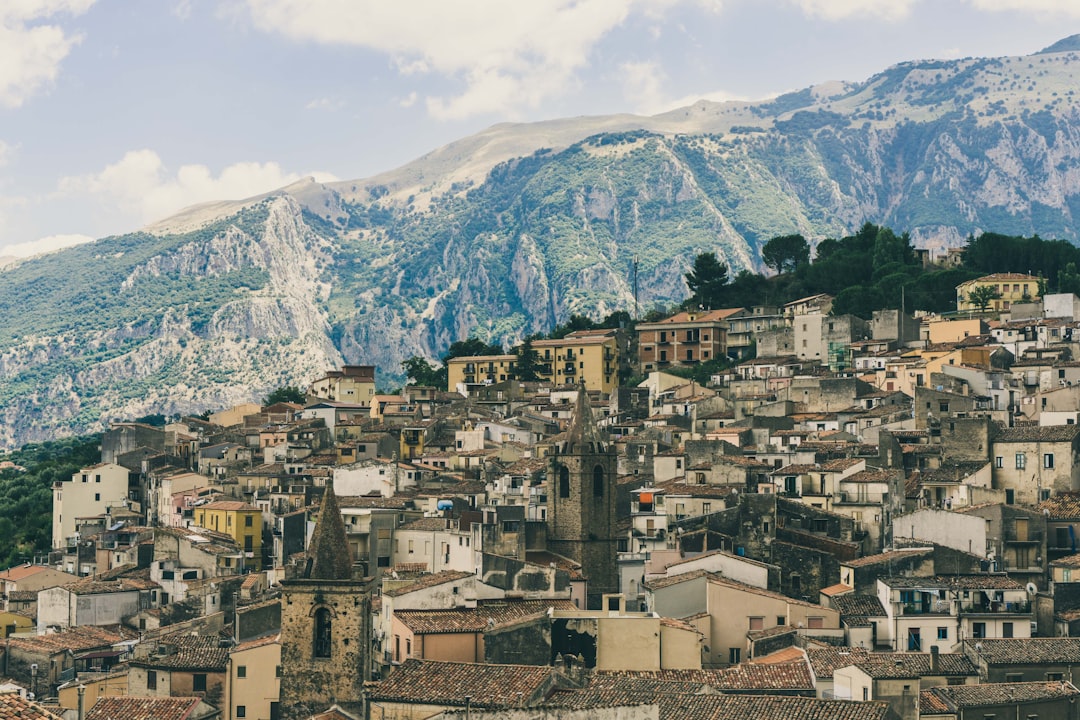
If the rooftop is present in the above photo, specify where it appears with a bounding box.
[367,658,552,707]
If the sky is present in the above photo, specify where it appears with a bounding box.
[1,0,1079,257]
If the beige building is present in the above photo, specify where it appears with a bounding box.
[445,354,517,391]
[533,329,621,394]
[924,318,987,345]
[636,309,740,371]
[308,365,376,407]
[52,463,131,549]
[990,425,1080,505]
[705,576,841,666]
[956,273,1040,312]
[209,403,262,428]
[225,634,280,720]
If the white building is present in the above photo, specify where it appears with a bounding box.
[52,463,130,549]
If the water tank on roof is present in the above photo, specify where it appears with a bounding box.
[437,499,454,511]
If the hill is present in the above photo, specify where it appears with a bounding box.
[5,42,1080,446]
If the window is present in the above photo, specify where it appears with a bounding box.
[749,617,764,630]
[777,616,786,626]
[1045,454,1055,469]
[193,674,207,692]
[729,648,741,664]
[593,465,604,498]
[245,515,253,527]
[862,688,868,701]
[406,638,412,657]
[907,627,921,651]
[806,616,824,629]
[559,465,570,499]
[236,707,246,718]
[1003,622,1014,638]
[1047,672,1064,681]
[1006,673,1023,682]
[995,456,1003,468]
[237,665,247,678]
[1016,453,1026,470]
[937,627,948,640]
[147,670,157,690]
[972,622,986,639]
[314,607,332,658]
[94,493,100,501]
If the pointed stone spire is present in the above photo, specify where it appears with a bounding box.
[566,382,604,453]
[306,479,353,580]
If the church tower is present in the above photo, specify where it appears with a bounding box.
[547,385,618,609]
[279,482,372,720]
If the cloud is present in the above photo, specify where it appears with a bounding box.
[788,0,919,20]
[305,96,344,110]
[58,149,338,224]
[968,0,1080,16]
[2,232,93,258]
[619,61,669,115]
[0,140,11,166]
[243,0,686,119]
[0,0,96,108]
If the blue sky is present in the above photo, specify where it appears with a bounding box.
[1,0,1077,256]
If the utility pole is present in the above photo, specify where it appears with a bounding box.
[632,255,639,321]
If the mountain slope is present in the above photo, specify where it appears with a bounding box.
[6,43,1080,446]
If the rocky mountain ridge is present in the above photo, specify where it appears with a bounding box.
[6,40,1080,446]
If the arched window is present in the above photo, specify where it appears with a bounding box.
[593,465,605,498]
[314,607,332,658]
[559,465,571,498]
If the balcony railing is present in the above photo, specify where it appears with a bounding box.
[960,600,1032,614]
[901,600,952,615]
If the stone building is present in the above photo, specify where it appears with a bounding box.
[278,482,373,720]
[547,387,619,609]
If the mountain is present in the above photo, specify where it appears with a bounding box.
[6,42,1080,447]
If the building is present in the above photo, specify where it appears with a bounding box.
[52,463,131,549]
[956,273,1041,313]
[636,309,741,371]
[533,329,621,394]
[546,388,619,608]
[445,354,517,392]
[990,425,1080,505]
[192,501,263,571]
[225,633,281,720]
[278,483,373,720]
[308,365,376,407]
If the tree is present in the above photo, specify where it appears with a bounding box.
[401,356,446,388]
[264,386,306,405]
[511,337,542,381]
[684,252,728,309]
[442,337,503,363]
[967,285,1002,312]
[761,234,810,274]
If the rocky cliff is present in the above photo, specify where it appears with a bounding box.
[5,41,1080,446]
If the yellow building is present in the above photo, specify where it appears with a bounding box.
[57,672,128,713]
[308,365,377,407]
[445,354,517,391]
[532,329,621,394]
[225,634,280,720]
[956,273,1040,312]
[0,610,32,637]
[193,501,263,571]
[925,318,987,345]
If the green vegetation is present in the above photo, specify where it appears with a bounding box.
[0,435,101,567]
[264,386,307,404]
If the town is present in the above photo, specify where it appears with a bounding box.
[8,270,1080,720]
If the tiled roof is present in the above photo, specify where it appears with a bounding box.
[643,569,712,591]
[61,576,159,595]
[995,425,1080,443]
[820,583,853,596]
[831,594,887,619]
[841,469,898,484]
[395,599,576,633]
[1039,492,1080,520]
[397,517,454,532]
[0,693,63,720]
[708,576,836,611]
[5,625,127,654]
[596,662,813,691]
[750,647,807,664]
[971,638,1080,664]
[1051,553,1080,568]
[919,688,952,715]
[201,501,259,511]
[85,697,203,720]
[924,681,1080,709]
[548,689,890,720]
[368,659,552,707]
[0,565,52,582]
[881,574,1024,590]
[382,570,473,597]
[807,647,977,679]
[128,635,229,672]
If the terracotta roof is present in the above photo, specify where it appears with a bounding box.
[595,662,813,691]
[5,625,127,654]
[1039,492,1080,520]
[881,574,1024,590]
[397,517,455,532]
[819,583,853,597]
[842,548,933,568]
[919,688,952,715]
[643,569,712,591]
[395,600,576,633]
[971,638,1080,664]
[382,570,472,597]
[1051,553,1080,569]
[807,647,978,679]
[924,681,1079,709]
[995,425,1080,443]
[750,647,807,664]
[128,635,229,672]
[0,693,63,720]
[0,565,53,582]
[85,697,203,720]
[831,594,887,619]
[368,659,552,707]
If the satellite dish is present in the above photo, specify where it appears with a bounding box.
[1026,583,1038,595]
[974,642,983,652]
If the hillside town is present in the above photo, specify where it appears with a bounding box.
[11,271,1080,720]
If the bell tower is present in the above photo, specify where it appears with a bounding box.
[547,385,618,609]
[279,482,372,720]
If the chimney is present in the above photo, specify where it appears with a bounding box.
[930,645,939,674]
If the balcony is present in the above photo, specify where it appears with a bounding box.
[563,365,577,375]
[960,600,1032,614]
[900,600,951,615]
